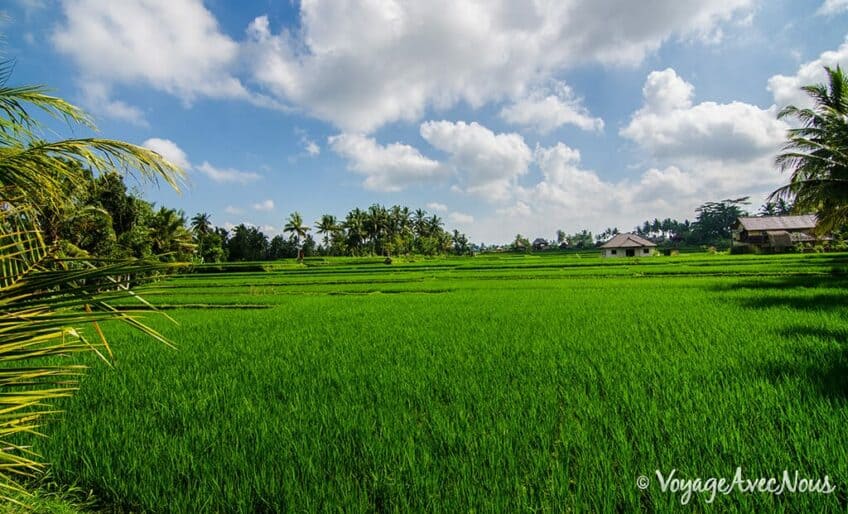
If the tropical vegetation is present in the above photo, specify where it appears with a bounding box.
[0,64,183,504]
[772,65,848,233]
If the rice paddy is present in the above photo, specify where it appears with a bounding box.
[29,252,848,511]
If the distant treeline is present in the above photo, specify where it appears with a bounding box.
[514,197,817,252]
[44,171,472,263]
[47,171,841,263]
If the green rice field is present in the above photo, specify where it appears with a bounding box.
[29,252,848,511]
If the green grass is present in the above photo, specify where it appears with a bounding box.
[22,253,848,511]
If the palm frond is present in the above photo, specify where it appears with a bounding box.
[0,75,188,503]
[0,138,185,214]
[772,65,848,234]
[0,204,184,499]
[0,85,93,139]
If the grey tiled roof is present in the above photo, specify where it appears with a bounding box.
[736,215,817,231]
[599,233,657,248]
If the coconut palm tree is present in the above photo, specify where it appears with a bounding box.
[150,207,194,261]
[284,211,310,260]
[428,214,443,234]
[0,65,184,503]
[771,65,848,233]
[413,208,428,238]
[315,214,338,251]
[344,208,367,255]
[365,204,388,254]
[191,212,212,236]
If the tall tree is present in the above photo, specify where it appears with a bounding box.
[149,207,194,261]
[413,208,428,238]
[284,211,310,260]
[556,229,566,245]
[226,224,268,261]
[772,66,848,233]
[315,214,338,251]
[759,199,793,216]
[344,208,367,255]
[692,197,750,244]
[365,204,388,255]
[191,212,212,236]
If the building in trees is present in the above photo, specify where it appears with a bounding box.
[532,238,549,251]
[599,233,657,258]
[731,215,823,252]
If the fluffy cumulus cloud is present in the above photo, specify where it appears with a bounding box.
[328,133,446,192]
[609,69,790,229]
[53,0,248,102]
[470,64,796,243]
[500,81,603,133]
[420,121,533,201]
[473,142,622,242]
[142,138,191,169]
[531,143,616,209]
[767,39,848,108]
[52,0,754,131]
[471,142,756,243]
[51,0,286,121]
[243,0,753,132]
[464,67,790,243]
[142,138,261,185]
[818,0,848,15]
[621,68,787,163]
[426,202,448,212]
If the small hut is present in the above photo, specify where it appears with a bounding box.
[599,233,657,258]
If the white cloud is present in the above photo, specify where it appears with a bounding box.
[491,144,618,241]
[52,0,279,110]
[420,121,532,201]
[304,140,320,156]
[496,201,532,219]
[142,138,262,185]
[470,137,777,244]
[621,68,787,163]
[244,1,753,132]
[85,82,148,126]
[639,68,694,113]
[818,0,848,15]
[141,138,191,169]
[767,39,848,108]
[52,1,754,132]
[448,211,475,224]
[635,166,697,199]
[463,67,795,244]
[196,162,262,185]
[328,133,446,192]
[224,205,243,215]
[252,199,275,212]
[528,143,619,216]
[426,202,448,212]
[500,81,603,133]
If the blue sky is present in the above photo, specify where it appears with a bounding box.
[3,0,848,243]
